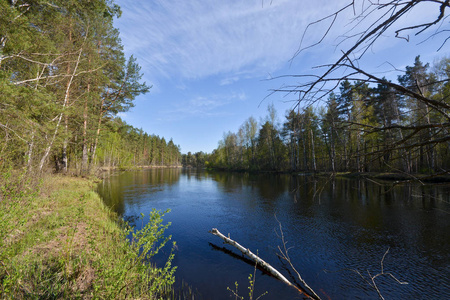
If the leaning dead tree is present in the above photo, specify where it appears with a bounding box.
[273,0,450,175]
[209,228,321,300]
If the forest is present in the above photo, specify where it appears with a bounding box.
[1,2,180,298]
[186,56,450,174]
[0,0,181,176]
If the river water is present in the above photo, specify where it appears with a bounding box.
[97,168,450,299]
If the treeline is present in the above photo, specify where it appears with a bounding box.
[181,151,208,168]
[99,118,181,168]
[205,56,450,173]
[0,1,180,174]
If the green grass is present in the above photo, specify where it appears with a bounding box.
[0,173,176,299]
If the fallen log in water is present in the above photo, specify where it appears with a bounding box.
[209,228,321,300]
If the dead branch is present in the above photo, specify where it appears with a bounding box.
[209,228,319,299]
[292,1,355,60]
[282,0,450,118]
[297,1,417,104]
[350,248,408,300]
[324,247,408,300]
[274,216,322,300]
[341,59,450,113]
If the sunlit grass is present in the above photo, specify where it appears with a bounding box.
[0,173,176,299]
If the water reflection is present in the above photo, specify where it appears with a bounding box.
[98,169,450,299]
[97,168,181,215]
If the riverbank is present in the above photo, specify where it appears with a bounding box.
[207,167,450,183]
[0,174,175,299]
[96,165,182,179]
[98,164,182,172]
[326,171,450,183]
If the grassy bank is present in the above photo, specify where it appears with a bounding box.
[0,173,175,299]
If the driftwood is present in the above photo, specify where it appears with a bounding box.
[209,228,321,300]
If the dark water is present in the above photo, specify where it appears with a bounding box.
[97,169,450,299]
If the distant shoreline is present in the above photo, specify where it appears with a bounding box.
[97,164,182,171]
[95,166,450,183]
[203,167,450,183]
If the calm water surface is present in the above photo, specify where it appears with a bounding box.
[97,169,450,299]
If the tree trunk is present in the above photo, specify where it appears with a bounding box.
[90,111,102,169]
[209,228,321,299]
[81,73,90,173]
[61,26,72,173]
[356,131,361,172]
[39,48,82,172]
[62,114,68,172]
[310,129,316,172]
[330,127,336,173]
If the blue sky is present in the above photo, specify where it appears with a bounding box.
[113,0,448,154]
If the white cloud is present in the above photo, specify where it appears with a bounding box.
[220,76,240,86]
[237,92,247,101]
[114,0,348,82]
[157,91,247,121]
[115,0,445,86]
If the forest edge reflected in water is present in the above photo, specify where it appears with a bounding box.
[97,168,450,300]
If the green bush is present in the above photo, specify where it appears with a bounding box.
[91,209,177,299]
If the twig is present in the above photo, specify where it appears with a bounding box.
[274,216,322,300]
[326,247,408,300]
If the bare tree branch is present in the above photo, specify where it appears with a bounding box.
[325,248,408,300]
[274,216,322,300]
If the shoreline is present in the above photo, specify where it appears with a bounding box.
[96,165,450,184]
[0,174,175,299]
[98,164,182,171]
[325,171,450,183]
[203,167,450,183]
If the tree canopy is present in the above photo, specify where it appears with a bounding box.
[258,0,450,175]
[207,55,450,174]
[0,0,181,174]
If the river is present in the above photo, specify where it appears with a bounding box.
[97,168,450,299]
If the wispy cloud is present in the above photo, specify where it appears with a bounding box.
[115,0,345,83]
[220,76,240,86]
[115,0,443,86]
[157,91,247,121]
